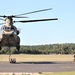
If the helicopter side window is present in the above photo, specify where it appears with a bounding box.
[1,26,11,31]
[0,25,18,35]
[1,26,14,31]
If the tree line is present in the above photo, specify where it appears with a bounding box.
[0,43,75,54]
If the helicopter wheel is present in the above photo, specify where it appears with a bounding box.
[9,58,16,63]
[9,54,16,63]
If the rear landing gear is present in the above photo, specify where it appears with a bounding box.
[16,45,20,52]
[16,36,20,52]
[0,46,2,50]
[0,41,2,50]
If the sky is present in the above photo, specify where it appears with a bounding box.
[0,0,75,45]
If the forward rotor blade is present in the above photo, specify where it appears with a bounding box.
[14,18,58,23]
[15,8,52,16]
[0,23,5,25]
[0,18,5,21]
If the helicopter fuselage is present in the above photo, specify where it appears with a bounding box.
[1,34,20,47]
[0,30,20,51]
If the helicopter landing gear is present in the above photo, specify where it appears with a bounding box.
[8,47,16,63]
[16,36,20,52]
[16,45,20,52]
[0,41,2,50]
[0,46,2,50]
[9,58,16,63]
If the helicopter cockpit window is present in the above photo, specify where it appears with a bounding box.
[1,26,14,31]
[0,25,21,35]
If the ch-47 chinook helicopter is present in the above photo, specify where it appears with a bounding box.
[0,8,58,63]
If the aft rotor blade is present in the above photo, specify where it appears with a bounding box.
[14,18,58,23]
[0,15,28,18]
[0,15,6,18]
[15,8,52,16]
[12,16,28,18]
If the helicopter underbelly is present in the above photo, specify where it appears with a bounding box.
[1,34,20,47]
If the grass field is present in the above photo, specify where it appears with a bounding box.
[0,72,75,75]
[42,72,75,75]
[0,54,74,62]
[0,54,75,75]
